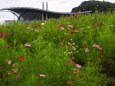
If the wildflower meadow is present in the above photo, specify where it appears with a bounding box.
[0,12,115,86]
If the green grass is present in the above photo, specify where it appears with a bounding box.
[0,12,115,86]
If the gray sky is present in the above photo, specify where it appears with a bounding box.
[0,0,115,21]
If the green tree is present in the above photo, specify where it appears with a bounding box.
[71,1,115,13]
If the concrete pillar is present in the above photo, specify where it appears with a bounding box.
[42,2,44,21]
[46,2,48,20]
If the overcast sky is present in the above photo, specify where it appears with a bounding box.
[0,0,115,21]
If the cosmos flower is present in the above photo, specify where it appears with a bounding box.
[85,48,90,52]
[24,43,31,47]
[93,23,97,27]
[12,68,18,73]
[67,80,72,85]
[0,33,2,38]
[8,46,12,49]
[73,71,77,75]
[98,47,103,50]
[76,64,82,68]
[92,43,99,48]
[8,60,12,65]
[69,59,73,64]
[92,43,102,50]
[39,74,45,77]
[20,56,24,61]
[68,24,73,29]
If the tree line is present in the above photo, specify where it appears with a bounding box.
[71,1,115,13]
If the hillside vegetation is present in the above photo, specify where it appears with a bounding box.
[72,1,115,13]
[0,12,115,86]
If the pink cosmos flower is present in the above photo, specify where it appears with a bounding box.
[93,23,97,27]
[12,68,18,73]
[8,60,12,65]
[0,33,2,38]
[67,80,72,85]
[24,43,31,47]
[92,43,100,48]
[39,74,45,77]
[76,64,81,68]
[68,24,73,29]
[69,60,73,64]
[92,43,102,50]
[92,43,97,48]
[98,47,102,50]
[85,48,90,52]
[8,46,12,49]
[73,71,77,75]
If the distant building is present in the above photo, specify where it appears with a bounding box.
[0,5,92,21]
[0,7,76,21]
